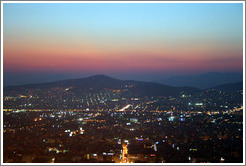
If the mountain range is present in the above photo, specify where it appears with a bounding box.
[210,81,243,91]
[4,75,243,98]
[4,75,201,97]
[158,72,243,89]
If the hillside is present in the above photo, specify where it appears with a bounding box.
[4,75,201,97]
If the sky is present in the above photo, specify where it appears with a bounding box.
[3,3,244,86]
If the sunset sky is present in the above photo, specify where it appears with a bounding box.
[3,3,243,86]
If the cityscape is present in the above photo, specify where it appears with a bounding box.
[2,2,244,164]
[2,75,244,163]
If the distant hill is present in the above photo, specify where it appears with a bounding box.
[5,75,124,90]
[158,72,243,89]
[4,75,201,97]
[209,81,243,91]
